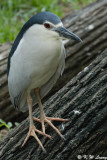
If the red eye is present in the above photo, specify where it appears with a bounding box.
[44,23,50,29]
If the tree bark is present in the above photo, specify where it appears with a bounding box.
[0,0,107,123]
[0,48,107,160]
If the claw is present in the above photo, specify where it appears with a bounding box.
[22,125,51,151]
[33,116,69,138]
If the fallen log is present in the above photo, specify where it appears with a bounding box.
[0,48,107,160]
[0,0,107,122]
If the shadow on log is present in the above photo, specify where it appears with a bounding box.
[0,49,107,160]
[0,0,107,122]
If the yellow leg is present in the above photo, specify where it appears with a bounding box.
[34,88,69,138]
[22,92,51,151]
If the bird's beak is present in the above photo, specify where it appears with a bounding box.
[54,26,82,42]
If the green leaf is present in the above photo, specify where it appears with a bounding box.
[7,122,13,129]
[15,122,19,126]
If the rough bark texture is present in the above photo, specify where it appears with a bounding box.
[0,0,107,122]
[0,48,107,160]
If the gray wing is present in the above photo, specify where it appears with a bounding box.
[39,46,66,100]
[8,60,30,111]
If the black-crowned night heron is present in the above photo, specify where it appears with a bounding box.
[7,12,82,151]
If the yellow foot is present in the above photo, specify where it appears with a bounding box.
[33,117,69,138]
[22,125,51,151]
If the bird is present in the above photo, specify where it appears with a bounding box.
[7,11,82,151]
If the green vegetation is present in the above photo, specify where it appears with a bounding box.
[0,119,13,130]
[0,0,96,43]
[0,119,19,140]
[0,118,19,130]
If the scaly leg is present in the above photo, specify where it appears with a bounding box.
[33,88,68,138]
[22,92,51,151]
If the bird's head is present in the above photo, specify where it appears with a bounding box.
[22,12,82,42]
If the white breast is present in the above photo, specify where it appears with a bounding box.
[28,38,62,90]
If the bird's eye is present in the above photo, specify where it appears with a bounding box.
[44,23,50,29]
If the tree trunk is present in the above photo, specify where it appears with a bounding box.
[0,0,107,122]
[0,48,107,160]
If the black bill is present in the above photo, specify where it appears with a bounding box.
[54,26,82,42]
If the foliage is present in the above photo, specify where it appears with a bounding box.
[0,0,96,43]
[0,119,19,140]
[0,0,62,43]
[0,119,13,130]
[68,0,96,10]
